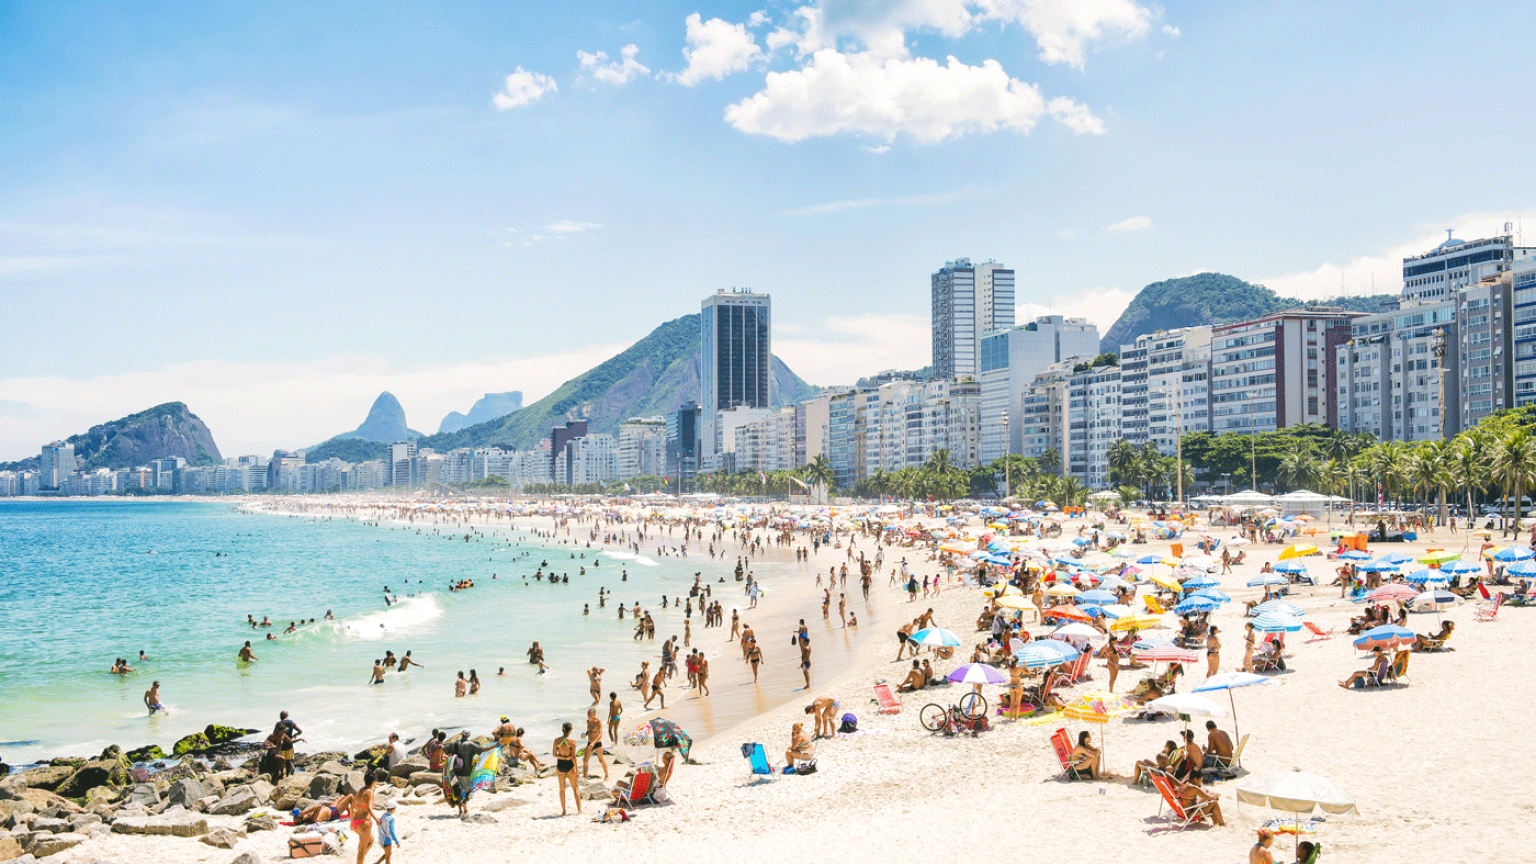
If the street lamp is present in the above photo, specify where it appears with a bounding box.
[1002,411,1011,500]
[1159,388,1184,506]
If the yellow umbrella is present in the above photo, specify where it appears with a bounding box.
[1111,613,1167,632]
[1150,572,1182,592]
[1045,583,1081,597]
[1060,694,1116,724]
[1418,550,1459,565]
[1279,543,1319,561]
[938,541,974,554]
[993,594,1033,610]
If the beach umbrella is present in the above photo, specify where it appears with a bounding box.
[947,663,1008,685]
[1440,560,1483,575]
[1182,574,1221,589]
[1144,692,1230,724]
[1251,613,1303,633]
[1110,613,1168,632]
[1252,600,1304,617]
[1236,768,1357,815]
[1273,561,1308,575]
[1248,574,1290,587]
[1136,555,1167,565]
[1337,550,1372,561]
[1045,582,1081,597]
[1133,644,1199,664]
[1042,605,1094,623]
[1417,550,1460,565]
[993,594,1033,610]
[1016,641,1077,668]
[1279,544,1319,561]
[1052,622,1107,644]
[1410,589,1462,612]
[1173,596,1220,615]
[1192,672,1271,744]
[1192,588,1232,603]
[909,627,964,648]
[1365,584,1419,603]
[1491,545,1535,562]
[1352,624,1415,650]
[623,718,694,759]
[1506,560,1536,577]
[1096,603,1133,619]
[1079,588,1117,605]
[1150,573,1183,592]
[1378,552,1414,565]
[1098,575,1134,593]
[1405,568,1449,585]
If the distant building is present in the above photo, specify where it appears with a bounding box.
[1512,258,1536,408]
[387,442,416,488]
[38,441,75,491]
[978,315,1099,461]
[701,289,772,470]
[932,258,1014,380]
[617,418,667,480]
[1208,309,1358,433]
[1333,300,1457,442]
[666,402,702,490]
[549,421,588,481]
[1118,326,1212,457]
[1401,231,1534,306]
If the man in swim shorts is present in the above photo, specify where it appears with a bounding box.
[143,680,165,715]
[583,708,609,781]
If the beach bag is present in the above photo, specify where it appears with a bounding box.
[797,760,818,775]
[838,713,857,734]
[290,832,327,857]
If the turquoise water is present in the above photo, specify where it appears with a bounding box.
[0,500,742,765]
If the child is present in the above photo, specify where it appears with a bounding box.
[373,799,399,864]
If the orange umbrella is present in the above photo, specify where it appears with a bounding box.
[1043,605,1094,623]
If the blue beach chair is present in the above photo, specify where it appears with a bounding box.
[741,742,775,780]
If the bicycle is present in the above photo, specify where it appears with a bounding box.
[919,693,988,736]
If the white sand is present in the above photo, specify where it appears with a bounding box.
[52,514,1536,864]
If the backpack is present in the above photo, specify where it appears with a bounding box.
[838,713,857,734]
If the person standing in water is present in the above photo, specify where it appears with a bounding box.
[238,641,257,662]
[587,666,604,706]
[143,680,165,715]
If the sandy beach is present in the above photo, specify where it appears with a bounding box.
[14,503,1534,864]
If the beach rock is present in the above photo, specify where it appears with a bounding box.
[410,784,438,798]
[272,774,313,810]
[15,768,72,793]
[68,813,102,833]
[462,812,496,824]
[481,797,525,812]
[125,784,159,808]
[389,757,427,779]
[200,827,244,849]
[388,777,406,789]
[315,761,348,777]
[406,772,440,787]
[244,814,276,833]
[110,811,209,837]
[207,786,261,816]
[46,759,84,770]
[193,795,218,813]
[245,779,273,803]
[166,779,206,808]
[0,835,23,861]
[1,855,34,864]
[171,733,210,757]
[27,831,87,857]
[27,817,67,834]
[204,726,255,748]
[306,775,338,799]
[229,853,263,864]
[125,746,166,764]
[578,778,611,801]
[57,754,132,799]
[395,797,424,806]
[353,745,388,764]
[337,772,365,797]
[0,765,8,779]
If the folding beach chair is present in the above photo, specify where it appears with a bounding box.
[741,743,775,780]
[1050,727,1090,781]
[1302,621,1334,642]
[1475,593,1504,622]
[1206,733,1248,779]
[1062,650,1091,684]
[1150,772,1215,830]
[873,682,902,714]
[614,769,654,809]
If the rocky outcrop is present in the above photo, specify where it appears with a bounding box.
[438,391,524,434]
[111,811,209,837]
[172,724,256,756]
[336,392,417,444]
[2,402,223,473]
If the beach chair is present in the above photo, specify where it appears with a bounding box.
[1206,733,1248,779]
[1149,772,1214,830]
[613,768,654,809]
[873,682,902,714]
[1049,728,1090,781]
[1144,595,1168,614]
[1417,630,1453,652]
[1475,593,1504,622]
[1062,651,1091,684]
[1302,621,1334,642]
[741,743,775,780]
[1391,651,1410,684]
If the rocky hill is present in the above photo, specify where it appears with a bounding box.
[438,391,524,434]
[333,392,421,444]
[1098,272,1397,353]
[416,314,819,453]
[0,402,222,472]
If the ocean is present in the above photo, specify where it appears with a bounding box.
[0,499,757,766]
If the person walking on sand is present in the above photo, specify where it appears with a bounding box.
[1205,625,1221,678]
[144,680,165,715]
[695,653,710,696]
[372,799,399,864]
[645,668,666,709]
[554,722,581,816]
[747,638,763,682]
[583,708,610,781]
[350,771,377,864]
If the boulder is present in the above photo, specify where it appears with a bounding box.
[57,753,132,799]
[246,779,274,803]
[206,786,261,816]
[307,775,338,799]
[315,761,348,777]
[166,779,207,808]
[481,797,526,812]
[47,759,84,770]
[68,813,102,832]
[16,767,73,793]
[338,772,366,797]
[230,853,263,864]
[271,774,313,810]
[28,817,67,834]
[0,764,8,779]
[244,814,276,832]
[171,733,210,757]
[193,795,219,813]
[110,811,209,837]
[0,835,25,861]
[26,831,87,857]
[578,778,612,801]
[395,797,424,806]
[389,757,428,779]
[203,725,256,747]
[125,745,167,763]
[352,744,388,764]
[200,827,244,849]
[126,784,160,808]
[406,772,440,788]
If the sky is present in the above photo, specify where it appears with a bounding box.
[3,1,1535,458]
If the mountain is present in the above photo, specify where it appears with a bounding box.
[438,391,524,434]
[1098,272,1397,354]
[0,402,221,472]
[417,313,819,453]
[335,392,421,444]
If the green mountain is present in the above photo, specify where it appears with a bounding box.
[304,438,388,464]
[1098,272,1397,353]
[1,402,222,472]
[415,313,819,453]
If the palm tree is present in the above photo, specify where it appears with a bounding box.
[803,454,835,503]
[1363,441,1409,507]
[1450,431,1490,528]
[1491,428,1536,537]
[1107,439,1139,488]
[923,449,957,478]
[1413,440,1455,526]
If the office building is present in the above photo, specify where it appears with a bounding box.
[38,441,75,490]
[701,290,772,470]
[550,421,589,480]
[1333,300,1457,441]
[666,402,702,490]
[932,258,1015,379]
[978,315,1099,461]
[1208,309,1358,433]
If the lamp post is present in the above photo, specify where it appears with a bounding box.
[1159,389,1184,506]
[1433,327,1448,526]
[1002,411,1011,500]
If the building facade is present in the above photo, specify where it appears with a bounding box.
[932,258,1014,380]
[977,315,1099,462]
[700,290,772,470]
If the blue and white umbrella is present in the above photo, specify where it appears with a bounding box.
[1359,559,1401,573]
[1096,603,1134,619]
[1192,588,1232,603]
[1405,568,1449,585]
[1182,574,1221,589]
[1251,613,1303,633]
[1097,575,1134,593]
[1192,672,1272,743]
[1493,545,1535,562]
[1248,574,1290,587]
[1410,589,1462,612]
[1137,555,1167,565]
[909,627,963,647]
[1079,589,1117,605]
[1016,641,1077,669]
[1440,560,1483,575]
[1173,596,1221,615]
[1274,561,1308,575]
[1338,550,1373,561]
[1506,560,1536,578]
[1378,552,1415,565]
[1252,599,1304,617]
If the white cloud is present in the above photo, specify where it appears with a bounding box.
[1162,24,1180,36]
[544,220,601,234]
[748,10,770,27]
[727,50,1054,144]
[577,44,651,85]
[774,313,932,384]
[862,144,892,154]
[492,67,558,109]
[1016,286,1137,333]
[783,188,987,216]
[1046,96,1105,135]
[1106,215,1151,232]
[1258,207,1536,303]
[672,13,765,86]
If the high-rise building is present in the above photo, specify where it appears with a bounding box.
[977,315,1099,461]
[38,441,75,490]
[666,402,702,491]
[1401,231,1534,306]
[1512,259,1536,407]
[1118,326,1213,456]
[932,258,1014,379]
[387,442,417,488]
[1208,309,1359,433]
[701,290,772,469]
[617,418,668,480]
[1333,300,1457,442]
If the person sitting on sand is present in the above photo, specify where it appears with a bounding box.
[785,722,814,768]
[896,660,926,693]
[1340,647,1390,688]
[1176,769,1225,826]
[1414,620,1454,651]
[1070,730,1108,779]
[295,793,352,824]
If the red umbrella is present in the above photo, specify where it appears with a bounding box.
[1043,605,1094,623]
[1133,645,1200,664]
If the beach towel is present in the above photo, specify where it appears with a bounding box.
[442,749,500,806]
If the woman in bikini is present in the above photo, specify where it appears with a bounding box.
[554,722,581,816]
[1206,625,1221,678]
[350,773,377,864]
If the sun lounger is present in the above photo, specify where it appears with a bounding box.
[873,682,902,714]
[741,742,775,780]
[1144,595,1168,614]
[1049,727,1090,781]
[1302,621,1334,641]
[1475,593,1504,622]
[1149,772,1214,830]
[613,768,654,809]
[1205,733,1248,779]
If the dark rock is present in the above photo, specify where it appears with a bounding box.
[126,784,160,808]
[204,725,256,747]
[47,759,84,769]
[171,733,210,756]
[244,814,276,832]
[315,761,348,777]
[125,746,166,763]
[57,753,132,799]
[389,756,428,779]
[338,772,366,797]
[166,779,206,808]
[307,774,338,799]
[0,763,9,778]
[27,831,88,857]
[229,852,263,864]
[406,771,441,787]
[29,816,68,833]
[17,766,74,792]
[297,753,348,770]
[352,744,388,764]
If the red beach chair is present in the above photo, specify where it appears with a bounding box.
[1150,772,1214,830]
[873,682,902,714]
[1303,621,1334,641]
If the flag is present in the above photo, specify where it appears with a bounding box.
[662,477,669,485]
[759,471,767,485]
[789,476,810,491]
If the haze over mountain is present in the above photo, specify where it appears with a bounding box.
[0,402,221,472]
[1098,272,1398,354]
[438,392,524,434]
[333,392,421,445]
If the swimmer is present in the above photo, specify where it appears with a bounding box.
[144,680,165,715]
[369,659,386,685]
[238,641,257,662]
[397,651,423,672]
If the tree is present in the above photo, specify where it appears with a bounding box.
[1107,439,1139,489]
[1037,448,1062,478]
[803,454,835,503]
[1491,428,1536,537]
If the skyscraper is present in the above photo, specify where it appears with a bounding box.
[700,289,772,468]
[932,258,1014,379]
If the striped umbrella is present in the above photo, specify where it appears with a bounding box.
[1405,568,1449,585]
[1378,552,1415,564]
[1045,583,1081,597]
[1252,600,1304,617]
[1043,605,1094,623]
[1273,561,1308,575]
[1353,624,1414,650]
[1359,559,1402,573]
[1192,588,1232,603]
[1016,641,1077,669]
[1182,574,1221,589]
[1248,574,1290,587]
[1365,584,1420,603]
[910,627,964,647]
[1173,596,1221,615]
[1133,644,1200,664]
[947,662,1008,685]
[1079,589,1118,605]
[1338,550,1373,561]
[1251,613,1303,633]
[1440,560,1483,575]
[1491,545,1535,562]
[1506,560,1536,578]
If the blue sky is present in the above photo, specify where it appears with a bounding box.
[3,1,1534,457]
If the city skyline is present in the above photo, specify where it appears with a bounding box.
[4,1,1535,456]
